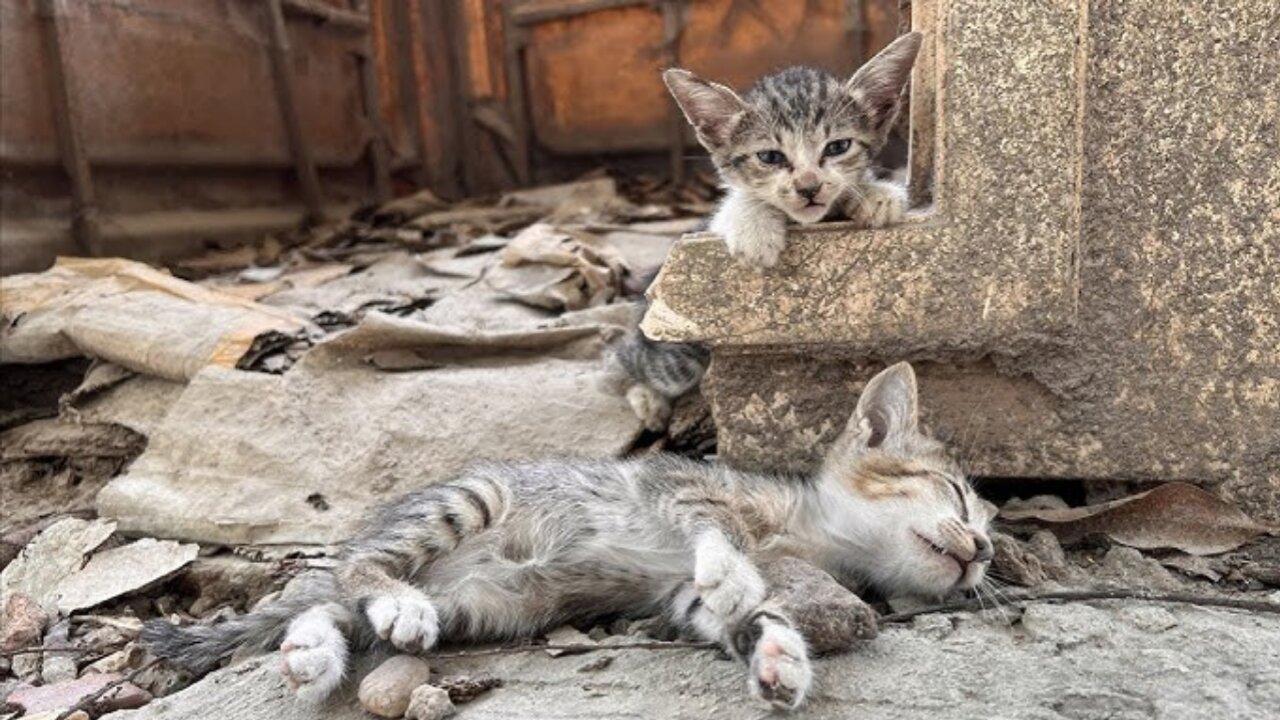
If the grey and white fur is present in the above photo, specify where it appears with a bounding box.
[663,33,923,268]
[143,362,992,710]
[603,294,710,431]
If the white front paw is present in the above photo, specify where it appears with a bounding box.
[857,181,908,228]
[694,536,766,621]
[281,607,348,703]
[749,621,812,710]
[366,594,440,653]
[626,383,671,432]
[725,224,786,269]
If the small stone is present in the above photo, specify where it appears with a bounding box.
[1098,546,1181,590]
[586,625,609,641]
[87,641,147,675]
[576,655,615,672]
[41,619,78,684]
[1025,530,1068,577]
[357,655,433,718]
[543,626,595,656]
[0,592,47,653]
[435,673,502,704]
[405,683,455,720]
[1003,495,1069,513]
[759,556,878,654]
[990,532,1048,587]
[911,614,955,639]
[1119,605,1179,633]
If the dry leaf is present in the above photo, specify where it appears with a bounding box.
[999,482,1277,555]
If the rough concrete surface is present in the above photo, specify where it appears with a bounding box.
[645,0,1280,520]
[104,602,1280,720]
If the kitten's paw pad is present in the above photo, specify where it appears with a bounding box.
[280,612,347,703]
[749,624,812,710]
[626,383,671,431]
[857,182,907,228]
[366,594,440,653]
[694,544,766,621]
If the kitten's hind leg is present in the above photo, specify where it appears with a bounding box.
[280,603,351,703]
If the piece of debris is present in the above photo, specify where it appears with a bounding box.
[435,673,503,704]
[576,655,615,673]
[5,672,151,715]
[1000,482,1278,555]
[40,619,77,684]
[543,626,595,656]
[989,532,1049,587]
[1159,554,1225,582]
[357,655,433,718]
[51,538,199,614]
[1024,530,1070,579]
[487,223,627,311]
[1002,494,1070,513]
[0,518,116,615]
[758,556,879,654]
[405,683,456,720]
[0,592,47,653]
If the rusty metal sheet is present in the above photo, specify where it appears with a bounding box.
[0,0,369,167]
[521,0,882,154]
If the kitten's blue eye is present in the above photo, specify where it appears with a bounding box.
[756,149,786,165]
[823,139,853,157]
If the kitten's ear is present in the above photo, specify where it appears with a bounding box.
[662,69,747,149]
[850,362,920,451]
[845,32,923,141]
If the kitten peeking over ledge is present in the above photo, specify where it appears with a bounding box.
[664,32,923,268]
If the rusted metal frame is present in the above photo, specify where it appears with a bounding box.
[390,0,430,187]
[443,1,486,192]
[265,0,325,223]
[34,0,101,257]
[0,142,367,169]
[281,0,369,31]
[419,0,463,197]
[502,2,533,186]
[502,0,652,187]
[353,0,392,203]
[509,0,651,25]
[661,0,686,185]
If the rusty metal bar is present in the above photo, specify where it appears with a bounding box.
[509,0,647,25]
[390,0,430,188]
[281,0,369,31]
[502,2,532,185]
[353,0,392,203]
[265,0,325,222]
[661,0,685,185]
[34,0,101,257]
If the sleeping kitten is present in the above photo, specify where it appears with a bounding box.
[143,362,992,711]
[664,32,923,268]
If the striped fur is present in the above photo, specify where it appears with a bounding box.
[143,363,990,711]
[664,33,923,267]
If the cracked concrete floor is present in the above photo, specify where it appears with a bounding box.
[105,600,1280,720]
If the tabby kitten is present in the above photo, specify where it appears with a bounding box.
[143,362,992,711]
[664,32,922,268]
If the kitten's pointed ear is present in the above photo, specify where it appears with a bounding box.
[662,68,747,150]
[845,32,923,140]
[851,362,920,451]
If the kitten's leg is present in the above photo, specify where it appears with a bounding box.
[333,476,508,653]
[692,529,767,623]
[669,584,813,710]
[280,603,350,703]
[847,178,908,228]
[710,191,788,269]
